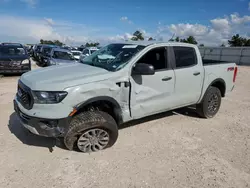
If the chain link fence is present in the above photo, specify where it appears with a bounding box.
[199,47,250,65]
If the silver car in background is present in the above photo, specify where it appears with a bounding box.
[71,50,82,60]
[79,47,99,63]
[44,48,77,66]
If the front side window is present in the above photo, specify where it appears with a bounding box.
[137,47,167,70]
[52,51,75,60]
[0,46,26,56]
[80,43,145,71]
[173,47,197,68]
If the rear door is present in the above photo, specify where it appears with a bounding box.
[130,47,176,119]
[170,46,204,106]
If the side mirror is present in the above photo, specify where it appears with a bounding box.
[132,63,155,75]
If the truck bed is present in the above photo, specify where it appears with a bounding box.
[202,59,234,66]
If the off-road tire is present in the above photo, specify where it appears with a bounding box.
[64,111,118,152]
[196,86,222,118]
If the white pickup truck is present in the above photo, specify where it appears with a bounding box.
[13,42,238,153]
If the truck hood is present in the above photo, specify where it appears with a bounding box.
[20,63,111,90]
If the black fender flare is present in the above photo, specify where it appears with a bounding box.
[200,78,226,102]
[74,96,123,123]
[209,78,226,96]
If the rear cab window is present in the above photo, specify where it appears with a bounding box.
[173,46,197,68]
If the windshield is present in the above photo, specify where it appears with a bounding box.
[72,51,81,56]
[80,43,145,71]
[0,46,26,56]
[52,51,75,60]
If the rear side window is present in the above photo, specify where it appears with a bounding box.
[173,47,197,68]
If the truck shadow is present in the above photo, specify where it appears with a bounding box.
[8,107,200,152]
[8,112,66,152]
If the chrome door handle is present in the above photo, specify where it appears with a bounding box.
[162,76,172,81]
[193,72,200,76]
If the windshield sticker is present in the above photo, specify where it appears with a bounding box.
[122,45,138,48]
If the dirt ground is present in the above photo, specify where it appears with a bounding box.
[0,63,249,188]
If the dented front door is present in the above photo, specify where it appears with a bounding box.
[130,69,175,119]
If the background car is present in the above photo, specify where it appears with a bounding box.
[79,47,99,63]
[44,48,77,66]
[71,50,82,60]
[33,44,43,60]
[0,43,31,74]
[37,45,59,66]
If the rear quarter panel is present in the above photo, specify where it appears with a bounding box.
[198,63,236,103]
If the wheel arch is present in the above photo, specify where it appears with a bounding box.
[209,78,226,97]
[74,96,123,124]
[199,78,226,104]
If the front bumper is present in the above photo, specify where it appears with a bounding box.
[13,99,71,137]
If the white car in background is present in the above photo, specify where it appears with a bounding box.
[79,47,99,62]
[71,50,82,60]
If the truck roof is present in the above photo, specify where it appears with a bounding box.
[111,41,197,48]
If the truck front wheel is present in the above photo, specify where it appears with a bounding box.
[64,111,118,153]
[196,86,222,118]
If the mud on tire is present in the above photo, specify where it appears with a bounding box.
[64,111,118,153]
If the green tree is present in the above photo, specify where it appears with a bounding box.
[85,42,100,47]
[53,40,64,46]
[244,39,250,46]
[175,37,180,42]
[228,34,245,47]
[39,39,64,46]
[131,30,144,41]
[180,36,198,44]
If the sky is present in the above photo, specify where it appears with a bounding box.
[0,0,250,46]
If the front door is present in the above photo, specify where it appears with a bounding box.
[130,47,175,119]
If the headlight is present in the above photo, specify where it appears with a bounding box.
[32,91,68,104]
[22,59,30,64]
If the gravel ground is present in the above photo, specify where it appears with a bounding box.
[0,63,249,188]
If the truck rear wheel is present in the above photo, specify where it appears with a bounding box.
[64,111,118,153]
[196,86,221,118]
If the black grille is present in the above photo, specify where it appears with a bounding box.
[17,81,33,110]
